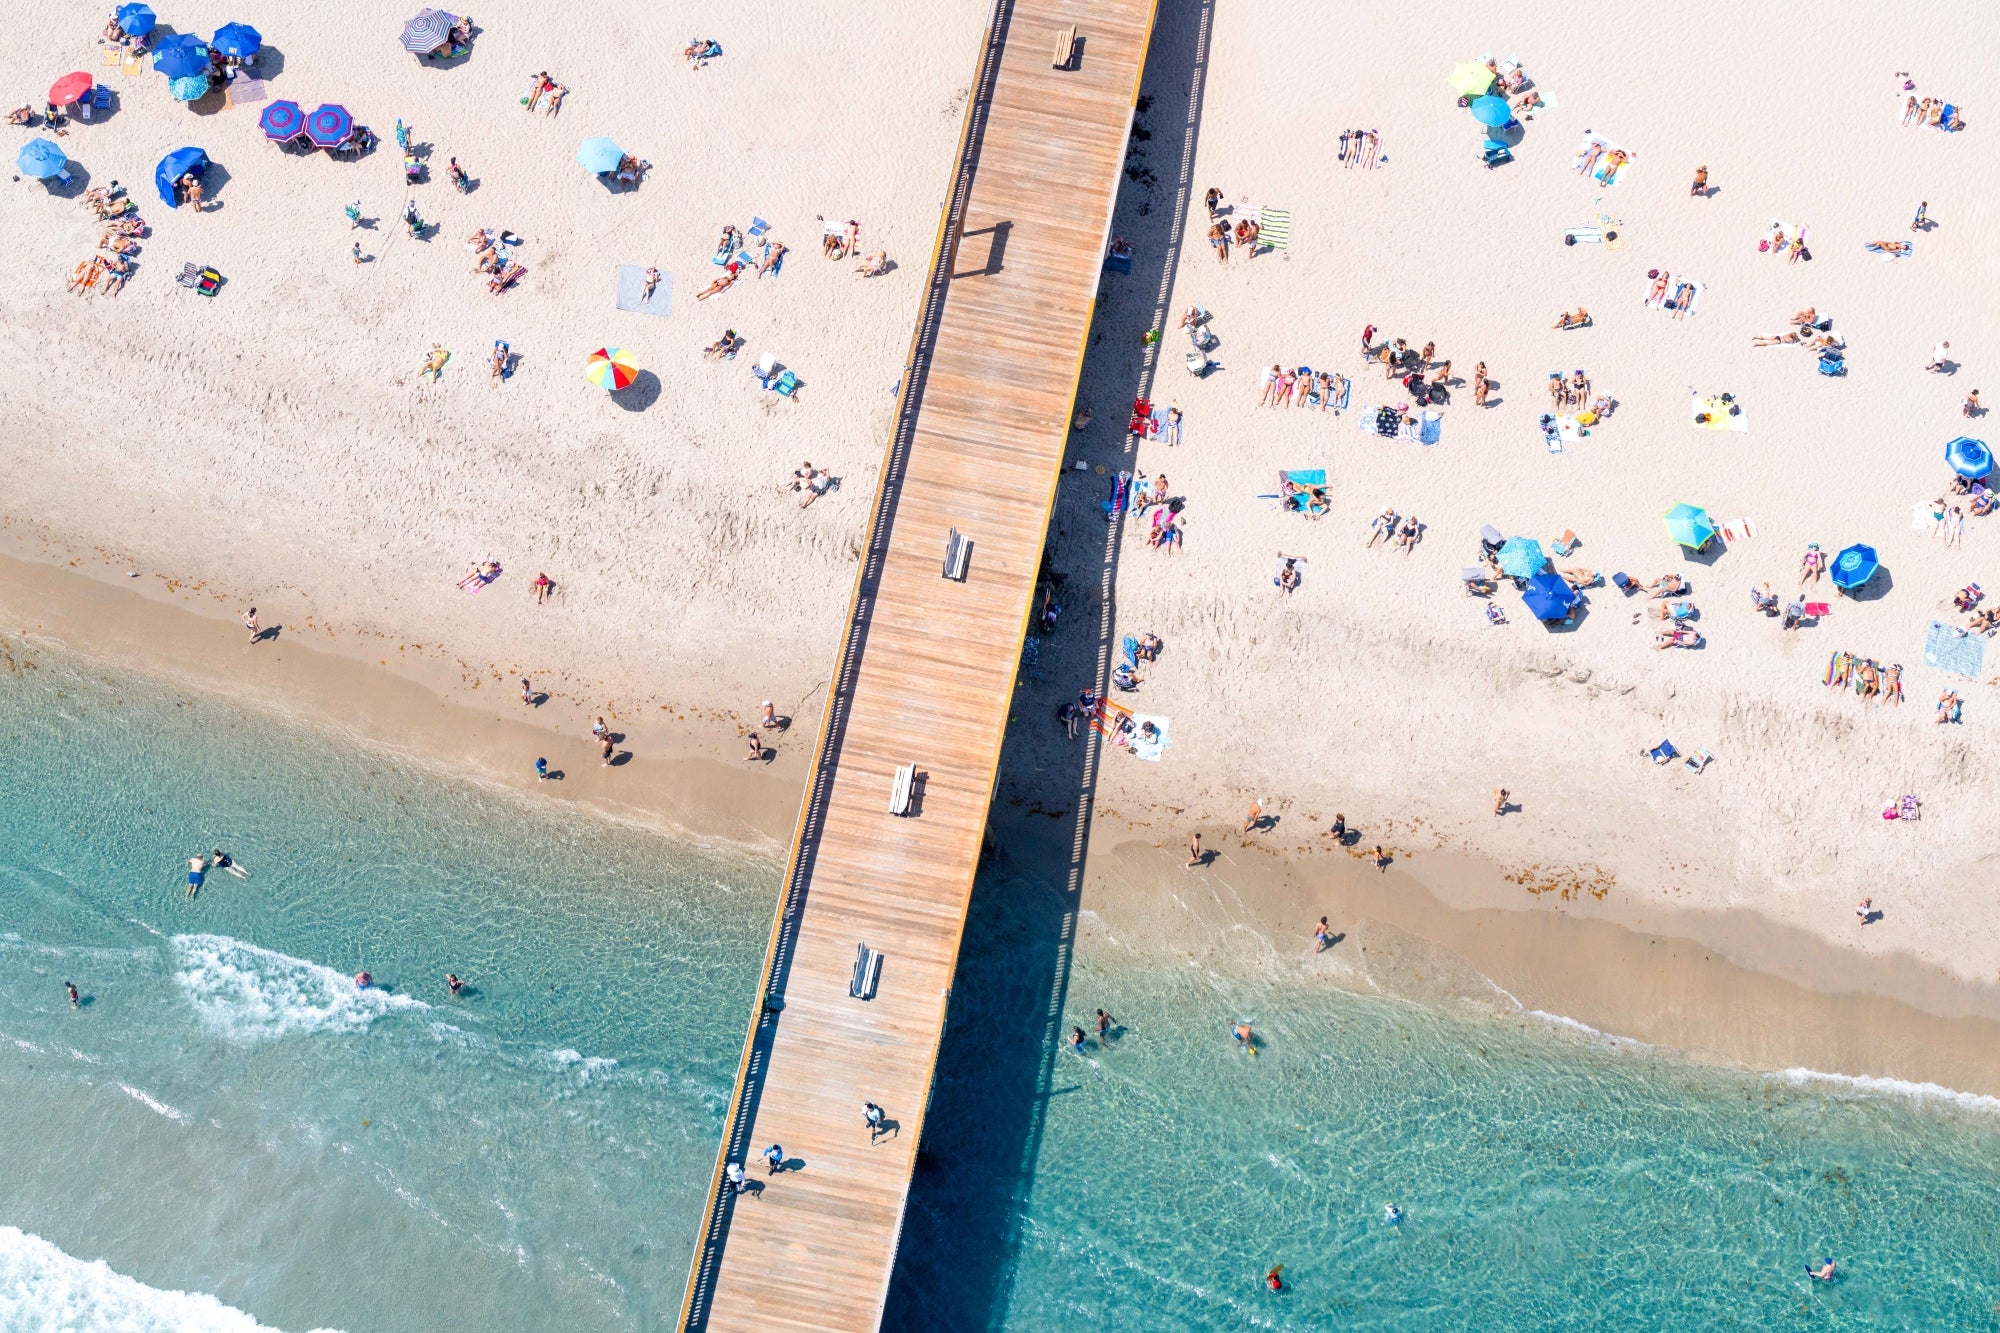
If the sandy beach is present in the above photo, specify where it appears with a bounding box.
[5,0,2000,1096]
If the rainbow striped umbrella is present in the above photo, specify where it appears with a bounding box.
[304,103,353,148]
[585,347,639,391]
[260,100,305,141]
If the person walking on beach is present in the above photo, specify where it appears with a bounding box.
[1927,341,1951,372]
[1186,832,1202,867]
[1313,917,1332,952]
[1964,389,1981,417]
[351,241,364,266]
[763,1143,785,1174]
[1325,813,1347,844]
[65,981,79,1008]
[1243,799,1264,835]
[520,677,534,705]
[863,1101,888,1141]
[241,608,260,643]
[1372,844,1388,871]
[1360,323,1375,355]
[761,700,779,729]
[1203,186,1221,218]
[744,734,763,762]
[1493,788,1510,816]
[1689,165,1707,197]
[601,735,616,766]
[534,757,550,781]
[1911,200,1927,231]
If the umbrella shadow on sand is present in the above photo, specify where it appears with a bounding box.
[612,369,661,412]
[44,163,92,200]
[1839,566,1893,603]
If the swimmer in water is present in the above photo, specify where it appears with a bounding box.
[186,855,207,899]
[1096,1008,1115,1040]
[1069,1027,1086,1055]
[1808,1258,1836,1282]
[1265,1264,1284,1291]
[445,973,464,997]
[354,971,372,990]
[65,981,79,1008]
[1232,1022,1253,1048]
[1384,1204,1403,1225]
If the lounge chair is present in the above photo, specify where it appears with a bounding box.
[773,369,799,397]
[1186,351,1210,376]
[1684,748,1713,774]
[889,763,916,816]
[1648,739,1678,764]
[1483,144,1514,169]
[1053,25,1077,70]
[1478,524,1504,551]
[1552,529,1578,556]
[1610,572,1636,594]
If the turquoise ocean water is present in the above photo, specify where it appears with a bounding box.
[3,641,1999,1330]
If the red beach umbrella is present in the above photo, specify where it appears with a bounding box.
[49,72,94,107]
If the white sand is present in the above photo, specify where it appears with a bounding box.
[4,2,2000,991]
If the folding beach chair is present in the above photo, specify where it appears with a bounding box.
[1551,529,1578,556]
[1683,748,1713,774]
[1647,739,1678,764]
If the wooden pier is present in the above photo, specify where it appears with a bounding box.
[676,0,1158,1328]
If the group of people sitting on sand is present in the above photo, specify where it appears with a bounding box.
[1366,507,1423,553]
[1824,651,1903,703]
[523,72,568,116]
[1901,95,1963,132]
[465,227,526,294]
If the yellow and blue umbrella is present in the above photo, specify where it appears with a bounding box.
[1448,61,1493,97]
[585,347,639,391]
[1831,544,1878,591]
[17,138,67,180]
[1663,503,1716,550]
[1945,436,1992,480]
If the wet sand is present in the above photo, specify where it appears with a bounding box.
[10,544,2000,1102]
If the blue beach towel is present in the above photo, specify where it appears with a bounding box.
[1924,618,1987,678]
[1282,468,1327,486]
[614,265,673,317]
[1121,635,1139,668]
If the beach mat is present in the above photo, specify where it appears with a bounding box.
[615,265,672,317]
[1282,468,1327,486]
[1125,714,1171,762]
[1690,395,1746,432]
[1924,619,1987,678]
[1258,206,1292,248]
[225,78,267,107]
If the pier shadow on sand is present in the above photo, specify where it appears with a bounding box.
[884,2,1214,1328]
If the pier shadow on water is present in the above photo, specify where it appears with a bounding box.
[884,2,1214,1327]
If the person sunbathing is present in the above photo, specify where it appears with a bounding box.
[694,265,741,300]
[420,345,449,379]
[1972,491,1998,517]
[1553,308,1589,329]
[490,343,508,379]
[1749,331,1800,346]
[1970,607,2000,633]
[543,83,568,116]
[99,234,138,255]
[756,242,786,276]
[1575,141,1605,175]
[1937,690,1961,723]
[1366,508,1397,548]
[1649,574,1686,598]
[1514,89,1542,115]
[1561,567,1598,589]
[1653,629,1700,649]
[853,251,888,277]
[98,253,130,274]
[1395,518,1420,552]
[1599,149,1630,179]
[1799,545,1825,586]
[1903,95,1921,126]
[1790,307,1817,327]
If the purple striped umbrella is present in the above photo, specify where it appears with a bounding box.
[304,103,353,148]
[259,100,305,141]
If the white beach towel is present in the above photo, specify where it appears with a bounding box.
[1690,396,1748,432]
[1760,221,1806,254]
[1573,134,1634,185]
[1125,714,1171,762]
[1720,517,1757,543]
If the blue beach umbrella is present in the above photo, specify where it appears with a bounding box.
[1662,502,1717,550]
[1495,537,1546,580]
[259,100,305,141]
[16,138,67,180]
[211,22,263,57]
[576,137,623,174]
[153,35,211,79]
[1830,543,1879,591]
[115,2,156,36]
[1521,570,1580,622]
[401,8,456,54]
[1945,436,1992,480]
[155,146,208,207]
[304,104,354,148]
[1469,95,1513,127]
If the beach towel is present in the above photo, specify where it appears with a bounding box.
[1690,395,1747,432]
[1924,619,1987,678]
[1125,713,1171,762]
[1417,410,1442,445]
[1719,517,1756,543]
[1282,469,1327,487]
[226,78,266,107]
[614,265,673,317]
[1572,134,1633,185]
[1257,207,1292,249]
[100,47,122,66]
[1666,280,1705,316]
[1759,221,1805,254]
[122,55,144,75]
[1563,227,1602,245]
[1865,241,1913,261]
[1121,635,1139,669]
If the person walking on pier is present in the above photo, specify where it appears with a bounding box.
[864,1101,887,1141]
[763,1143,785,1174]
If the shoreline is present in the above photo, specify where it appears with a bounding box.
[11,546,2000,1101]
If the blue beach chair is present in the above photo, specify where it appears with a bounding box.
[1648,739,1678,765]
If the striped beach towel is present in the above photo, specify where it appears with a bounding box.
[1258,207,1292,248]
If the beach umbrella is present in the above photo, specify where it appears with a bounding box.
[400,8,456,53]
[48,72,93,107]
[1662,502,1717,550]
[1447,61,1493,97]
[1469,95,1513,127]
[304,103,354,148]
[1520,570,1580,622]
[585,347,639,391]
[259,100,305,141]
[168,75,210,102]
[576,137,623,174]
[115,2,156,36]
[154,146,208,206]
[152,34,211,79]
[1495,536,1546,579]
[1945,436,1992,480]
[1830,543,1879,591]
[210,22,263,57]
[16,138,67,180]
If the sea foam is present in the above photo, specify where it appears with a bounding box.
[171,934,425,1043]
[0,1225,338,1332]
[1770,1067,2000,1116]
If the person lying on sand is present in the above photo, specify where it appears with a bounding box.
[1561,567,1598,589]
[854,251,888,277]
[1749,331,1801,346]
[756,241,786,276]
[694,265,741,300]
[1653,629,1699,649]
[1863,240,1912,255]
[1553,308,1589,330]
[1790,307,1818,327]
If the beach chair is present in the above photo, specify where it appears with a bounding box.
[1479,524,1505,551]
[1684,748,1714,774]
[1185,351,1210,377]
[889,763,917,816]
[747,216,769,240]
[773,369,799,397]
[1551,529,1578,556]
[753,352,779,388]
[1053,25,1077,69]
[175,262,199,289]
[1610,572,1636,594]
[195,266,221,295]
[1460,567,1494,597]
[942,527,972,581]
[849,943,882,1000]
[1648,739,1678,765]
[1482,144,1514,169]
[1817,352,1846,377]
[88,85,113,112]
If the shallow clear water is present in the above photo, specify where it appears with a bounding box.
[0,643,771,1330]
[5,642,2000,1331]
